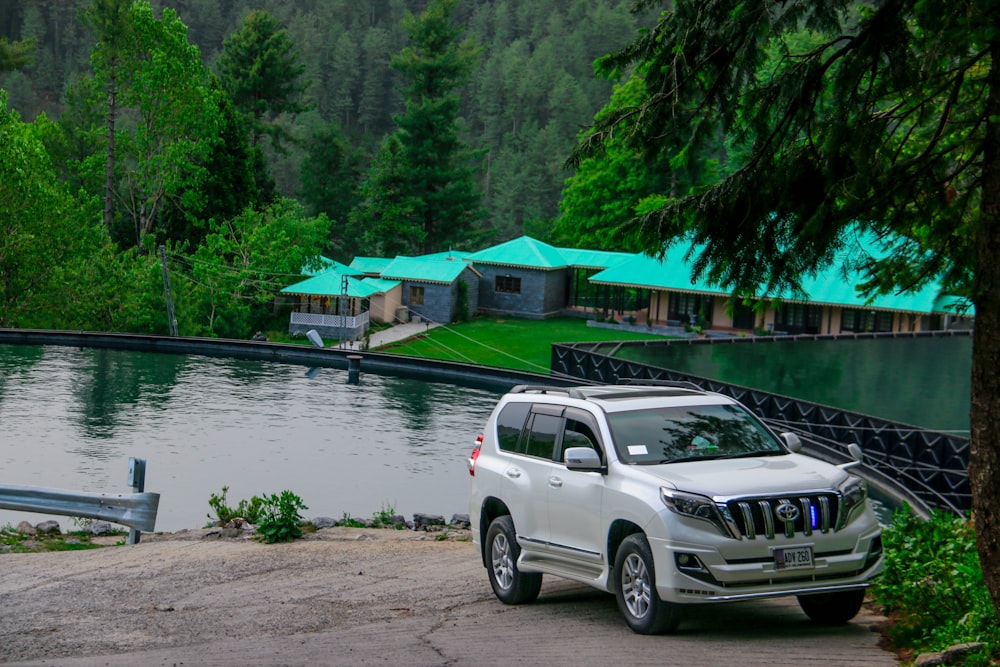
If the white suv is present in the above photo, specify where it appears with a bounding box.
[468,384,883,634]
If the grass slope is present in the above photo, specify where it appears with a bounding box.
[377,317,671,373]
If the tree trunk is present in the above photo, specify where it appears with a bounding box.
[970,37,1000,619]
[103,66,117,233]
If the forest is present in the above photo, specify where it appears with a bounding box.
[0,0,660,337]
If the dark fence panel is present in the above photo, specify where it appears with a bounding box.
[552,342,970,514]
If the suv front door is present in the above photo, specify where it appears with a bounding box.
[545,407,606,566]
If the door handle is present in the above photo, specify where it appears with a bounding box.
[549,477,563,488]
[506,468,521,479]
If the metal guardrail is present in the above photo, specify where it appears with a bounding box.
[0,487,160,532]
[0,458,159,541]
[552,341,971,514]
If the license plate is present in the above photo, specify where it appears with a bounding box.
[774,546,813,570]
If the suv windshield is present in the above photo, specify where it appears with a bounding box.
[606,403,785,464]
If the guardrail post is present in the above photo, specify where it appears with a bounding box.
[127,457,146,545]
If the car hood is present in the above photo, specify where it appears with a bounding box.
[639,453,848,498]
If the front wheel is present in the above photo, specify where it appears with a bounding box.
[485,515,542,605]
[797,589,866,625]
[613,534,681,634]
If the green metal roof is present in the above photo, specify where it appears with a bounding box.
[349,256,393,275]
[590,239,965,315]
[557,247,635,270]
[589,245,722,294]
[304,256,362,277]
[465,236,568,269]
[281,271,382,298]
[360,277,401,293]
[380,256,473,284]
[418,250,472,261]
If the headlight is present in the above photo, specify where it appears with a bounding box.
[661,487,734,537]
[837,476,868,528]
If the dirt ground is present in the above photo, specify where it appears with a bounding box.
[0,526,899,667]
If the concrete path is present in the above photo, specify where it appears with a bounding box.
[366,319,441,349]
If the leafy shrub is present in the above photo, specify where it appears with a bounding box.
[370,504,404,530]
[207,486,264,525]
[338,505,405,529]
[256,491,308,543]
[871,508,999,659]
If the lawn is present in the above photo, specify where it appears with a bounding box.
[376,317,673,373]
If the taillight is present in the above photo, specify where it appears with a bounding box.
[468,434,483,476]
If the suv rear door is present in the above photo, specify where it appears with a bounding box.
[500,402,563,551]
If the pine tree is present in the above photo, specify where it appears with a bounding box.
[386,0,485,254]
[573,0,1000,617]
[216,9,309,152]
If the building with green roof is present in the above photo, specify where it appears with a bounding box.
[589,236,970,334]
[380,255,481,324]
[279,232,969,341]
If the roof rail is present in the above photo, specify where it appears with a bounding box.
[614,378,704,391]
[509,385,588,400]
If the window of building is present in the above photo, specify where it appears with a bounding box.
[667,293,713,326]
[841,308,893,333]
[409,285,424,305]
[495,275,522,294]
[774,304,822,334]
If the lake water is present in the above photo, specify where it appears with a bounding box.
[0,344,503,532]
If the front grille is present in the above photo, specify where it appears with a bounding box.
[724,493,840,539]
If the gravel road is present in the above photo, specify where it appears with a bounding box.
[0,527,898,666]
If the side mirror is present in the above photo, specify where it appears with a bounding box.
[781,432,803,453]
[839,443,864,469]
[564,447,604,473]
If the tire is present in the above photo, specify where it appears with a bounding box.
[613,534,681,634]
[797,589,866,625]
[485,515,542,605]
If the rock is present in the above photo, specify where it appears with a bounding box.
[311,516,338,529]
[16,521,36,536]
[89,521,115,536]
[35,520,61,535]
[450,514,470,529]
[221,518,255,538]
[412,513,445,531]
[914,642,987,667]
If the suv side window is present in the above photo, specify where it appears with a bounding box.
[495,402,530,452]
[560,408,603,464]
[523,412,562,459]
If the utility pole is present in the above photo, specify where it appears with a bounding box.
[159,245,179,337]
[339,273,349,348]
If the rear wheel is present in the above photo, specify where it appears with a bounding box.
[797,589,866,625]
[613,534,681,634]
[485,515,542,604]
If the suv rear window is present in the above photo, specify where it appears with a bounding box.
[606,404,784,464]
[495,402,531,452]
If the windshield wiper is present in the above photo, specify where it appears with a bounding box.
[718,450,785,460]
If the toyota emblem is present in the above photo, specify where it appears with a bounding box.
[775,501,800,522]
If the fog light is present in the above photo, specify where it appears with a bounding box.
[675,552,706,572]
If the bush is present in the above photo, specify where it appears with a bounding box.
[871,508,999,659]
[207,486,264,525]
[256,491,308,544]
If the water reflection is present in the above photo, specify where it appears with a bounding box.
[0,345,502,532]
[616,336,971,432]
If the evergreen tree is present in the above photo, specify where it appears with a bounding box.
[387,0,485,254]
[216,9,309,152]
[573,0,1000,616]
[300,120,362,257]
[350,134,419,257]
[0,36,34,72]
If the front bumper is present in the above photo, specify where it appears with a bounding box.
[648,517,883,604]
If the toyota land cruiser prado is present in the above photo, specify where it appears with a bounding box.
[467,384,883,634]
